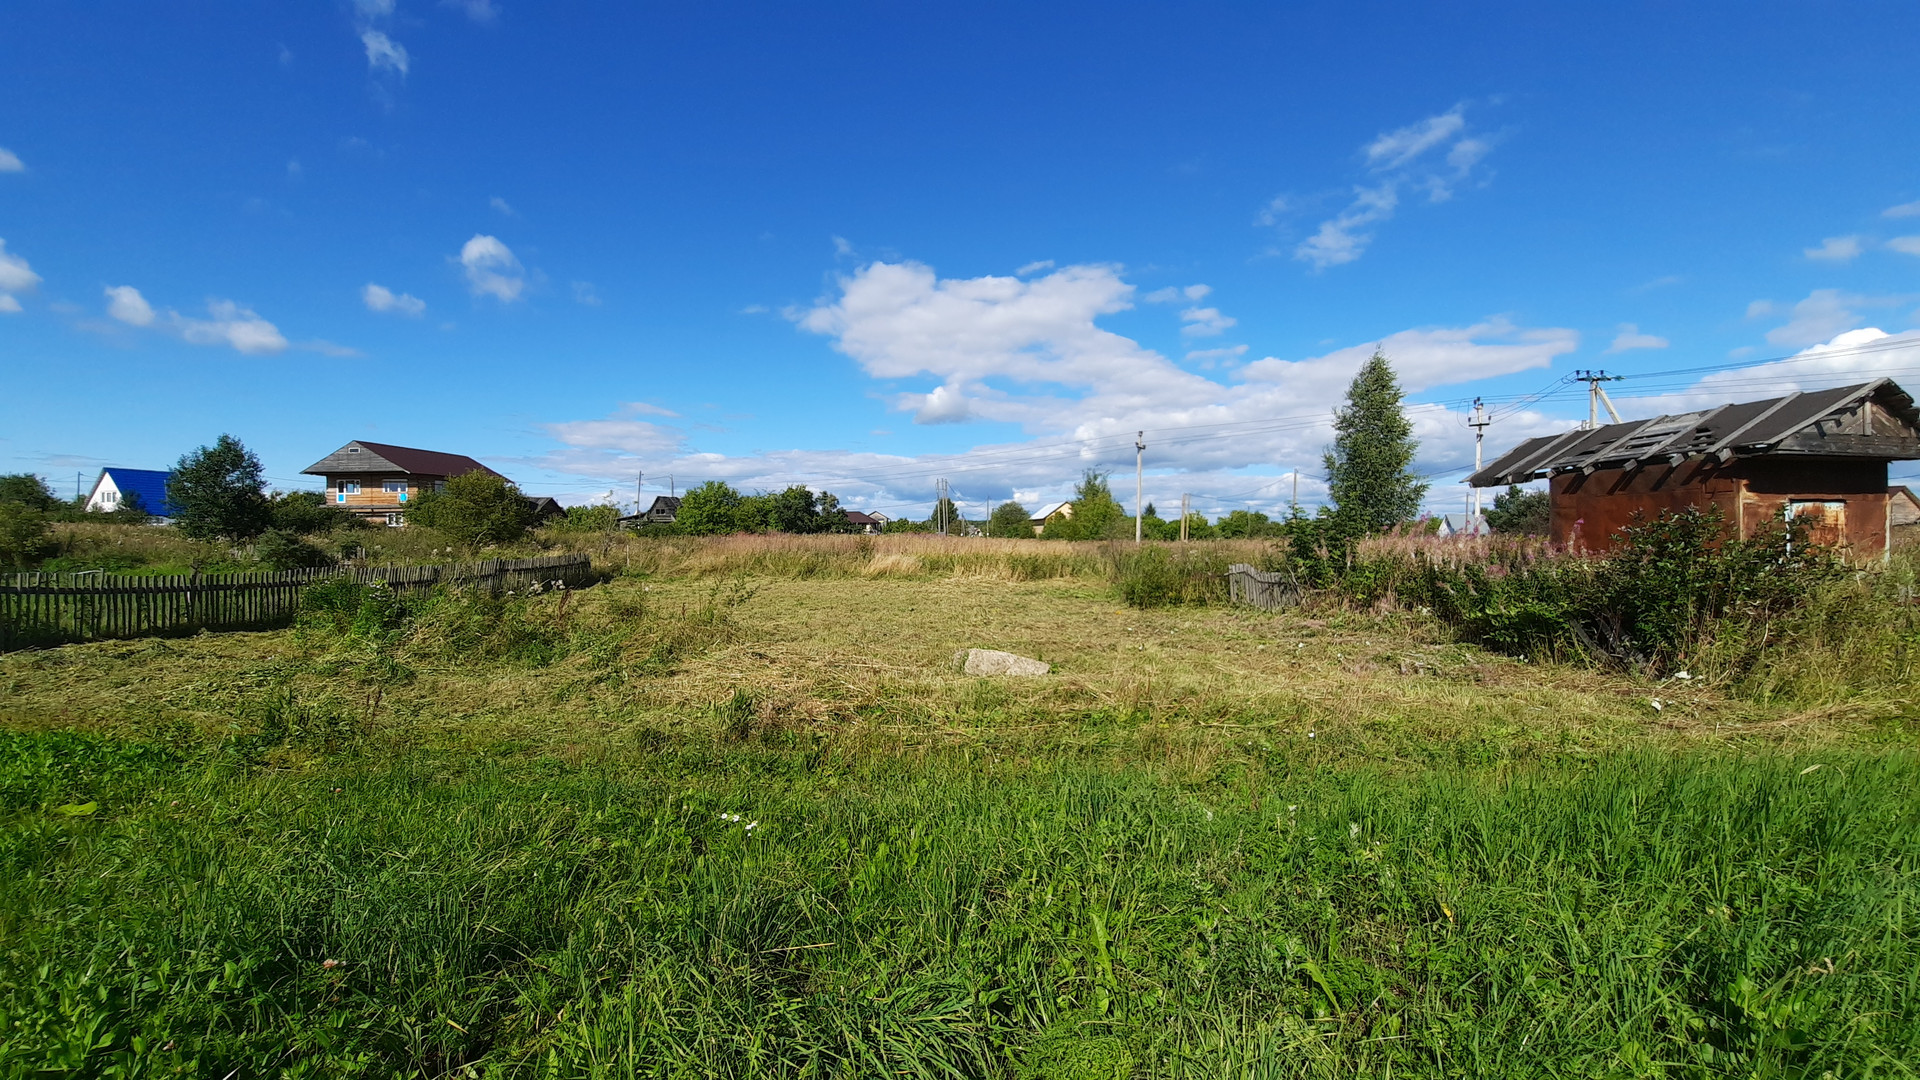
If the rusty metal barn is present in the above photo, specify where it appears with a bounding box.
[1467,379,1920,555]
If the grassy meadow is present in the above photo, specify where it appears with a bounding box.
[2,531,1917,1077]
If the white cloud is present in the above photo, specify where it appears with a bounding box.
[1254,195,1289,227]
[173,299,289,355]
[0,148,23,173]
[1295,183,1398,269]
[103,285,289,354]
[1365,106,1466,170]
[833,236,855,257]
[530,259,1595,519]
[443,0,499,21]
[353,0,395,16]
[361,30,409,75]
[1804,235,1864,262]
[1016,260,1055,276]
[1179,305,1235,338]
[1185,344,1248,367]
[490,196,514,215]
[458,234,525,301]
[1617,327,1920,418]
[362,282,426,316]
[1757,288,1909,347]
[0,239,41,304]
[1289,105,1493,268]
[104,285,155,326]
[571,280,601,306]
[1886,236,1920,256]
[1605,323,1669,353]
[0,295,18,314]
[1883,200,1920,219]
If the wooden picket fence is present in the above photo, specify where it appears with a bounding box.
[1225,563,1304,612]
[0,554,596,651]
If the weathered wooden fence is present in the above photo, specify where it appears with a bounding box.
[1225,563,1303,611]
[0,554,596,651]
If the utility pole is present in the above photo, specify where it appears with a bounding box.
[1179,492,1190,542]
[1134,431,1145,544]
[1574,370,1625,430]
[1468,398,1491,519]
[935,478,949,535]
[1291,469,1299,512]
[636,472,643,517]
[670,475,675,498]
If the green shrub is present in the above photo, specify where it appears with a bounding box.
[1398,508,1846,675]
[0,502,54,568]
[406,472,538,547]
[1113,544,1230,607]
[254,528,334,571]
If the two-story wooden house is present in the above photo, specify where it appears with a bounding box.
[301,440,505,527]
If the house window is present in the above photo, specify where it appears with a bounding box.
[433,480,446,493]
[337,480,361,503]
[383,479,409,502]
[385,512,405,527]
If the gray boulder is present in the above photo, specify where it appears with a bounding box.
[956,648,1051,676]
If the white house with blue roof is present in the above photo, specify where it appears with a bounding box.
[84,468,174,519]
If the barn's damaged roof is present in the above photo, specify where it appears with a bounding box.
[1468,379,1920,488]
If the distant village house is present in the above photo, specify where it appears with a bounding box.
[1031,501,1074,536]
[302,440,505,527]
[84,467,174,519]
[844,510,889,534]
[1469,379,1920,556]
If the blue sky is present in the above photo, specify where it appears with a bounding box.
[6,1,1920,520]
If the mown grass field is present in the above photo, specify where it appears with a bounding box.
[3,534,1916,1077]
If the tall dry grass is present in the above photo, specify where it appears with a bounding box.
[546,530,1284,583]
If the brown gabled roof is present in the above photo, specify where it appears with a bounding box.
[1469,379,1920,487]
[844,510,880,524]
[302,440,505,480]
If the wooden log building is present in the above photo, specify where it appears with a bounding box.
[1467,379,1920,555]
[301,440,505,527]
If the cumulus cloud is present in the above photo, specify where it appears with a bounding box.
[361,30,409,75]
[0,239,41,309]
[1179,305,1235,338]
[102,285,289,354]
[362,282,426,316]
[0,148,23,173]
[490,196,514,215]
[104,285,155,326]
[1887,236,1920,257]
[1754,288,1910,347]
[526,258,1597,519]
[1883,200,1920,219]
[1616,327,1920,418]
[1288,105,1493,270]
[1605,323,1669,353]
[174,300,290,354]
[458,234,526,301]
[1804,235,1864,262]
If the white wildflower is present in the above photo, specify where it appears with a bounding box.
[1650,699,1663,712]
[1349,822,1361,839]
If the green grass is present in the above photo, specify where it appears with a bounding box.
[5,540,1920,1076]
[1,736,1914,1077]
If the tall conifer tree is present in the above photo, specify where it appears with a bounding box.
[1323,351,1426,532]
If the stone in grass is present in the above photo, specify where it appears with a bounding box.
[955,648,1051,676]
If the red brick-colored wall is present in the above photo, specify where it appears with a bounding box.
[1550,457,1891,555]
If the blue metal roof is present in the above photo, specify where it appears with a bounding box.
[102,468,175,518]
